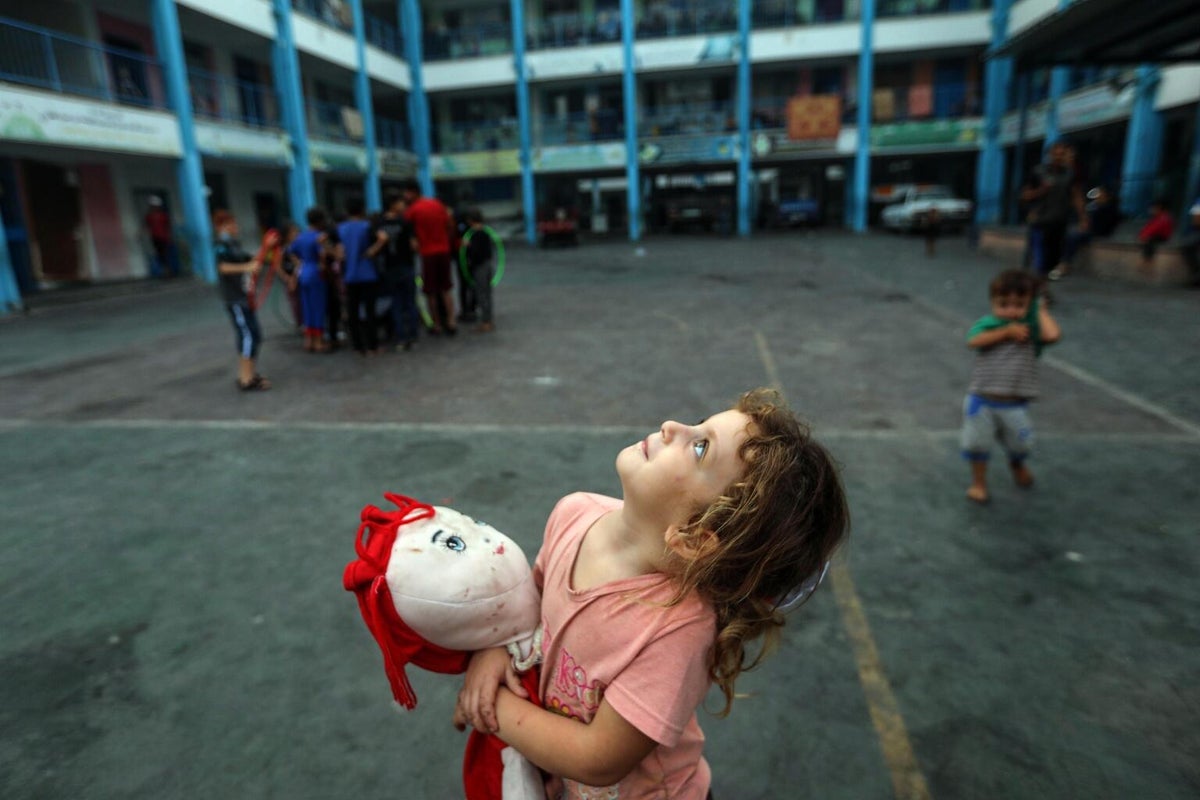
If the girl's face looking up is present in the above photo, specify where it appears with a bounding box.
[618,409,753,532]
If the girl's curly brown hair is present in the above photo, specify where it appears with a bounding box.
[666,388,850,715]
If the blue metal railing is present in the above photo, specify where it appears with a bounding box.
[635,2,739,39]
[365,12,403,57]
[0,16,165,108]
[434,118,519,152]
[527,13,623,50]
[376,115,409,149]
[292,0,352,34]
[536,108,625,145]
[751,94,858,127]
[188,67,281,128]
[751,82,982,129]
[877,0,991,18]
[638,101,737,137]
[308,98,361,142]
[423,21,511,62]
[870,81,983,121]
[752,1,860,28]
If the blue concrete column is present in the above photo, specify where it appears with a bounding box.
[1120,65,1164,218]
[151,0,214,282]
[1041,0,1072,155]
[620,0,640,241]
[1183,96,1200,225]
[511,0,537,244]
[852,0,875,232]
[1007,71,1032,224]
[975,0,1011,225]
[349,0,381,209]
[736,0,751,237]
[401,0,434,196]
[0,204,20,314]
[271,0,316,220]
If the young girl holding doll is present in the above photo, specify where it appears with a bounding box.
[455,388,850,799]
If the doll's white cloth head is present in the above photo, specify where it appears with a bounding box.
[384,504,540,651]
[344,494,540,708]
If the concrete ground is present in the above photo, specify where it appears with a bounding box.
[1,231,1197,800]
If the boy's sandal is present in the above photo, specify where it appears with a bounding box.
[237,375,271,391]
[966,487,990,505]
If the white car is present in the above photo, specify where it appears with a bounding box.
[880,185,973,232]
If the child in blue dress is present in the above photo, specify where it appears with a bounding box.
[289,207,330,353]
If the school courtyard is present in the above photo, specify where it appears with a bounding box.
[1,231,1197,800]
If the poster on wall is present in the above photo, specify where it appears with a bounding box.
[0,84,181,157]
[786,95,842,141]
[195,123,292,165]
[869,119,982,149]
[532,143,626,173]
[430,149,521,178]
[638,135,737,165]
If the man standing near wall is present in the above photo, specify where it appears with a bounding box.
[1020,141,1087,280]
[402,178,457,336]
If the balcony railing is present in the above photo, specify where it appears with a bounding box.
[536,108,625,146]
[188,68,281,128]
[751,82,981,129]
[877,0,990,17]
[365,12,403,56]
[752,1,859,28]
[423,22,511,62]
[0,16,165,108]
[639,101,737,138]
[635,3,738,39]
[751,95,857,128]
[292,0,352,34]
[871,82,982,122]
[308,99,364,141]
[527,13,622,50]
[434,118,519,152]
[376,115,409,150]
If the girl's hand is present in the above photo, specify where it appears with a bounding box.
[453,646,528,735]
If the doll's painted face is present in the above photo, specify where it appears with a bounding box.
[385,506,540,651]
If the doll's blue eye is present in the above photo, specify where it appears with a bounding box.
[444,535,466,552]
[692,440,709,459]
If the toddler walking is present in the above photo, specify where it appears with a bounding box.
[455,388,849,799]
[961,269,1061,504]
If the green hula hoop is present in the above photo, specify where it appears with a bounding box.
[413,275,434,328]
[457,225,505,287]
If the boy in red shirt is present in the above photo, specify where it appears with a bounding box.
[1138,199,1174,270]
[402,179,458,336]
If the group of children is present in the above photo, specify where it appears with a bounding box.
[213,180,499,391]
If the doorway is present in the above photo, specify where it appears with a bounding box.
[21,161,84,283]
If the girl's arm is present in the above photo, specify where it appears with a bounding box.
[483,690,657,788]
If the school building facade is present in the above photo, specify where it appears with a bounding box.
[0,0,1197,313]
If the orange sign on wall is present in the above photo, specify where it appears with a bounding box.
[786,95,842,141]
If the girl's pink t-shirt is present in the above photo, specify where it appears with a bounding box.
[533,492,717,800]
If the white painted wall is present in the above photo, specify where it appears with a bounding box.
[176,0,275,39]
[1155,66,1200,112]
[366,46,411,90]
[752,22,861,64]
[424,56,516,91]
[291,13,359,72]
[875,11,990,52]
[1009,0,1059,37]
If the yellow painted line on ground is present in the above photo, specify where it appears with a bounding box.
[756,329,933,800]
[829,562,933,800]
